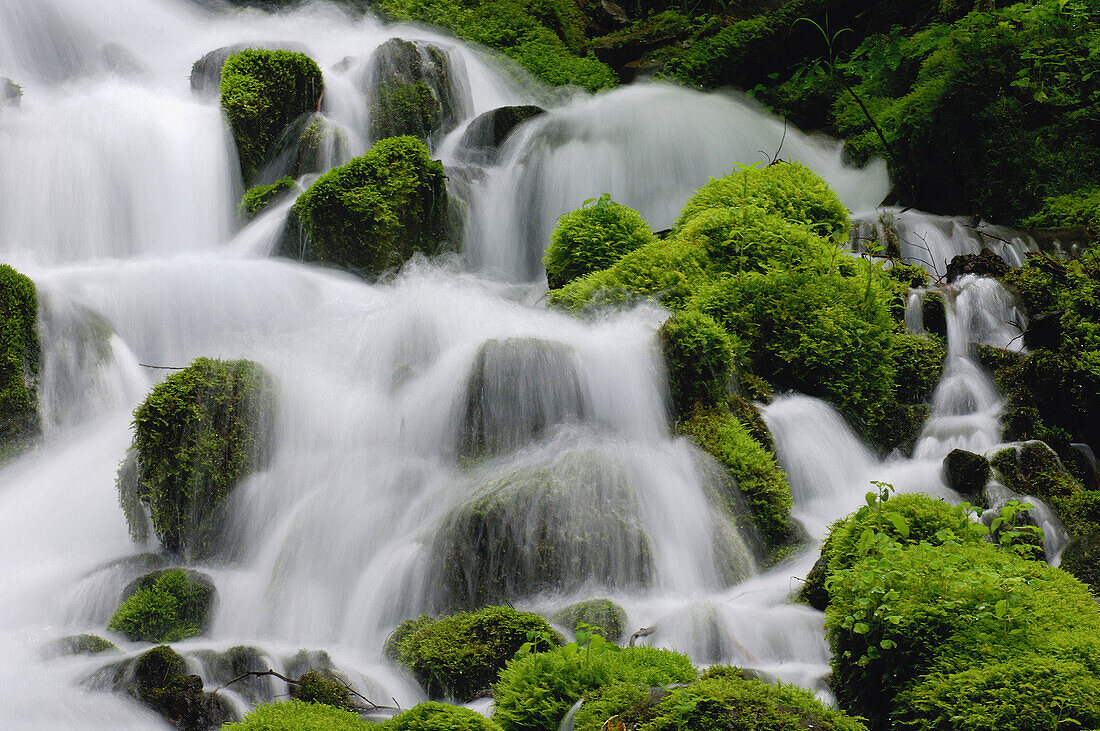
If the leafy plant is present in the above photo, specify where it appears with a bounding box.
[543,195,655,290]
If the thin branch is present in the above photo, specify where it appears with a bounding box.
[215,669,399,712]
[139,363,187,370]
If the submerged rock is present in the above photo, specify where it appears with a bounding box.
[945,248,1011,283]
[456,105,545,163]
[54,634,118,656]
[190,646,273,707]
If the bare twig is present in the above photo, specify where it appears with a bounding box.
[215,669,398,712]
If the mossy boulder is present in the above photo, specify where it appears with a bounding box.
[460,338,586,459]
[430,450,653,608]
[0,264,40,454]
[458,105,545,162]
[108,568,216,643]
[255,113,348,185]
[118,357,275,558]
[0,77,22,109]
[658,310,736,418]
[290,670,353,710]
[543,195,655,290]
[390,606,559,702]
[190,645,271,706]
[220,49,323,184]
[191,42,308,97]
[945,249,1011,283]
[551,599,627,643]
[380,702,503,731]
[365,38,460,143]
[942,449,991,502]
[1060,532,1100,595]
[241,177,296,219]
[223,700,370,730]
[921,292,947,339]
[290,136,450,275]
[991,441,1083,513]
[55,634,117,656]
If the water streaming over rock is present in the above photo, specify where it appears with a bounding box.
[0,0,1042,727]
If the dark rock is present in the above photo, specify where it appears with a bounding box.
[190,646,273,706]
[942,449,992,501]
[1060,533,1100,594]
[922,291,947,338]
[363,38,464,143]
[189,42,309,97]
[456,105,545,164]
[0,77,21,109]
[1023,310,1062,350]
[798,553,829,611]
[945,248,1010,283]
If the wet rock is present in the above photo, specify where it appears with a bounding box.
[54,634,118,656]
[456,105,545,164]
[922,291,947,338]
[364,38,463,143]
[1,77,22,108]
[943,449,992,502]
[945,248,1010,283]
[190,646,273,706]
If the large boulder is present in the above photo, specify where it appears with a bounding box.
[364,38,463,144]
[0,264,40,456]
[190,42,308,97]
[945,248,1011,283]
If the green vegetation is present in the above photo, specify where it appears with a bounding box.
[291,670,354,710]
[493,640,697,731]
[127,645,228,729]
[367,39,456,142]
[390,606,559,701]
[1024,186,1100,231]
[119,357,274,558]
[0,264,39,452]
[544,195,655,290]
[551,599,627,642]
[658,310,737,418]
[55,634,117,655]
[108,569,216,643]
[241,177,296,219]
[1059,533,1100,594]
[291,136,450,275]
[220,49,323,184]
[222,700,371,730]
[379,702,504,731]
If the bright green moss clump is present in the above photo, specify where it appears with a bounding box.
[551,599,627,643]
[657,310,737,417]
[291,136,450,275]
[223,700,371,731]
[0,264,39,451]
[379,702,504,731]
[290,670,354,710]
[241,177,296,219]
[390,606,559,702]
[108,569,215,643]
[543,195,655,290]
[220,49,322,184]
[120,357,274,558]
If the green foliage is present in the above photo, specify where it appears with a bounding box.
[678,405,792,548]
[571,680,654,731]
[658,309,738,416]
[493,641,696,731]
[222,700,371,730]
[124,357,274,557]
[55,634,117,655]
[543,195,655,290]
[889,333,945,404]
[551,599,627,643]
[675,162,850,240]
[108,569,215,643]
[291,670,354,710]
[371,81,442,141]
[643,671,868,731]
[1024,186,1100,231]
[374,0,616,92]
[241,177,296,219]
[379,702,504,731]
[391,607,559,702]
[1059,533,1100,595]
[220,49,323,184]
[0,264,39,450]
[291,136,449,275]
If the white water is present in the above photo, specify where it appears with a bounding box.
[0,0,1029,727]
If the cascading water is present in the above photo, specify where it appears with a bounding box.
[0,0,1050,727]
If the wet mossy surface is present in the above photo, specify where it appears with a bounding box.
[551,599,627,642]
[544,195,655,291]
[0,264,40,456]
[108,568,217,643]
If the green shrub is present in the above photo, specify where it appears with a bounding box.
[108,569,215,643]
[241,177,296,219]
[658,310,738,417]
[493,643,697,731]
[291,670,353,710]
[678,405,792,548]
[391,606,559,702]
[675,162,850,240]
[291,136,449,275]
[551,599,627,643]
[1024,186,1100,231]
[543,195,655,290]
[379,702,503,731]
[222,700,371,730]
[120,357,274,557]
[643,671,867,731]
[220,49,323,184]
[0,264,39,451]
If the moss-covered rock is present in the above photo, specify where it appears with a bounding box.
[889,333,945,405]
[108,569,216,643]
[102,645,230,731]
[945,249,1011,283]
[551,599,627,642]
[942,449,991,502]
[1060,532,1100,595]
[118,357,275,558]
[460,338,586,459]
[658,310,737,418]
[991,441,1084,515]
[0,77,22,109]
[430,450,653,608]
[366,39,458,143]
[390,606,558,701]
[240,177,296,219]
[222,700,370,730]
[0,264,40,455]
[543,195,655,290]
[921,292,947,339]
[220,49,323,184]
[290,670,353,710]
[290,136,450,275]
[678,405,792,549]
[55,634,118,656]
[190,645,271,706]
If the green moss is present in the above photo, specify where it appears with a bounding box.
[108,569,216,643]
[889,333,946,404]
[241,177,296,219]
[0,264,39,452]
[379,702,504,731]
[220,49,323,184]
[121,357,274,558]
[384,614,435,661]
[1060,532,1100,595]
[941,449,991,501]
[678,406,792,548]
[391,607,559,702]
[493,644,697,731]
[571,681,657,731]
[1024,186,1100,232]
[55,634,117,655]
[291,670,354,710]
[543,195,655,290]
[129,644,229,729]
[551,599,627,642]
[642,672,867,731]
[658,310,738,417]
[223,700,371,730]
[291,136,449,275]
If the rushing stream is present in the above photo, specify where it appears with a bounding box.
[0,0,1053,728]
